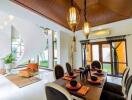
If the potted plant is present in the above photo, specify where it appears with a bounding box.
[3,53,15,73]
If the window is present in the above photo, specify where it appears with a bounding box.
[82,39,127,77]
[11,38,24,61]
[39,28,49,68]
[53,31,58,67]
[39,28,58,69]
[39,47,49,68]
[11,27,58,69]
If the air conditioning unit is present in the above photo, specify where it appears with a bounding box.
[90,29,111,36]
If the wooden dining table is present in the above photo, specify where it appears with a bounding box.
[54,70,107,100]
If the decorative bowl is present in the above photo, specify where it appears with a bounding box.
[97,69,102,73]
[70,80,77,87]
[91,76,97,81]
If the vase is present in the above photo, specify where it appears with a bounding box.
[5,64,12,74]
[0,59,6,75]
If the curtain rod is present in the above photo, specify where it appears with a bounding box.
[80,34,132,43]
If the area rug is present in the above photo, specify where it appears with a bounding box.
[6,74,41,88]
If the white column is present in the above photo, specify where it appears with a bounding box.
[59,31,72,72]
[57,31,61,64]
[48,30,54,69]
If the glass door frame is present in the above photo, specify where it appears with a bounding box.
[81,39,128,77]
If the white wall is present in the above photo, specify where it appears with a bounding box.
[0,0,73,68]
[0,0,72,35]
[75,18,132,73]
[60,31,72,72]
[0,0,132,73]
[0,30,11,58]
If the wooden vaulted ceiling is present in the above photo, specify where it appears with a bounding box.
[11,0,132,31]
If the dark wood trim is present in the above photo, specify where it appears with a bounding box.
[99,44,102,63]
[90,44,93,62]
[81,39,126,44]
[102,62,126,64]
[125,39,128,66]
[81,43,83,67]
[80,34,132,43]
[110,42,113,74]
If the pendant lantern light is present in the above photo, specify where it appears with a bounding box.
[67,0,80,32]
[83,0,90,39]
[67,0,80,52]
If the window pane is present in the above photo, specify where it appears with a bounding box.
[103,63,111,74]
[53,31,57,66]
[12,39,21,44]
[116,42,126,63]
[86,44,91,63]
[16,52,21,58]
[118,63,126,74]
[102,44,111,62]
[92,45,99,60]
[21,46,24,52]
[112,41,126,76]
[12,36,24,62]
[39,49,48,68]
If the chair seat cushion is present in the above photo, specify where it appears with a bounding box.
[100,90,125,100]
[103,82,124,96]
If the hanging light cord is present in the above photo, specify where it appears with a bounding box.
[71,0,73,6]
[84,0,87,21]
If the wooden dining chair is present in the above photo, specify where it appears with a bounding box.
[45,83,72,100]
[45,83,83,100]
[127,83,132,100]
[91,60,102,69]
[125,75,132,98]
[54,64,64,79]
[100,75,132,100]
[122,67,130,94]
[66,62,72,74]
[102,67,130,96]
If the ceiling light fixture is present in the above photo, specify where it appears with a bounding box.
[67,0,90,40]
[67,0,80,52]
[67,0,80,32]
[82,0,90,39]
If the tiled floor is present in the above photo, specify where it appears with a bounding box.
[0,69,55,100]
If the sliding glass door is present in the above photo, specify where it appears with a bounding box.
[111,41,127,76]
[82,39,127,77]
[102,44,112,74]
[92,44,100,61]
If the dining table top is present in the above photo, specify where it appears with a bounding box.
[54,70,107,100]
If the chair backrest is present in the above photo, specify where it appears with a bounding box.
[45,83,72,100]
[127,83,132,100]
[122,67,130,95]
[91,60,102,69]
[122,67,130,87]
[55,64,64,79]
[124,75,132,98]
[66,62,72,74]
